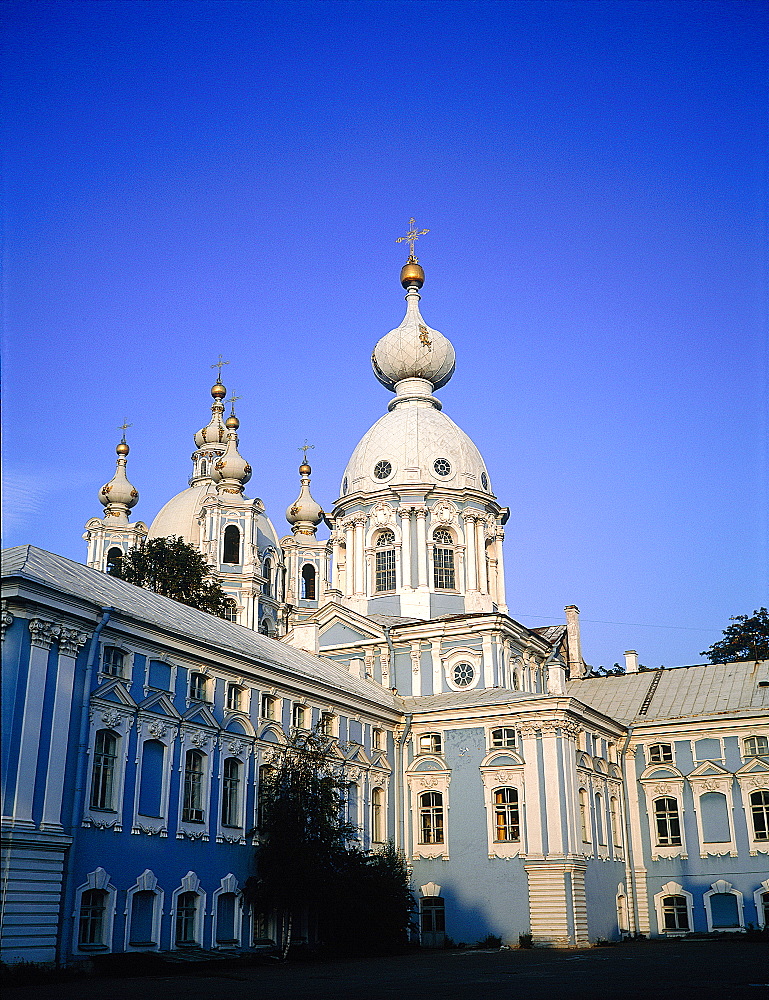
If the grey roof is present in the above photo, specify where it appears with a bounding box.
[532,624,567,645]
[2,546,398,710]
[368,614,425,627]
[566,661,769,725]
[402,687,551,713]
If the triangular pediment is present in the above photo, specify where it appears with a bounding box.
[689,760,731,779]
[344,744,372,766]
[307,603,388,645]
[182,703,219,728]
[91,678,137,708]
[138,691,180,719]
[737,756,769,776]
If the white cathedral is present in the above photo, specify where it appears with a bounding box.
[2,236,768,965]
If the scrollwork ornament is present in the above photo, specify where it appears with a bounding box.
[147,720,168,739]
[227,739,246,756]
[432,500,457,526]
[1,607,14,640]
[189,731,209,749]
[372,502,394,527]
[101,709,122,728]
[28,618,61,650]
[58,628,89,658]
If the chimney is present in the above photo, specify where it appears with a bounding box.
[624,650,639,673]
[564,605,584,678]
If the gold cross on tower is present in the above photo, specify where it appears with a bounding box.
[117,420,132,442]
[211,355,230,380]
[227,393,241,413]
[299,440,315,459]
[396,218,429,262]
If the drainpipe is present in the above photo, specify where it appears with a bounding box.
[57,607,112,966]
[396,713,413,853]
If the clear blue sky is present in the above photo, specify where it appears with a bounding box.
[2,0,767,668]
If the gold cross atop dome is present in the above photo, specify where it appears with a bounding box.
[211,355,230,379]
[227,393,241,413]
[396,218,429,263]
[117,420,132,435]
[299,440,315,458]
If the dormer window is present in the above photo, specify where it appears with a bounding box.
[419,733,442,755]
[223,525,240,564]
[102,646,125,677]
[189,672,208,702]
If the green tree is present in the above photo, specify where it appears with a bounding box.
[109,535,230,617]
[701,608,769,663]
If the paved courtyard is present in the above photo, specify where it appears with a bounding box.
[4,940,767,1000]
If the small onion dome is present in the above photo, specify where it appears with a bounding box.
[98,440,139,513]
[225,413,240,430]
[286,461,323,534]
[211,430,252,491]
[400,260,425,288]
[211,379,227,400]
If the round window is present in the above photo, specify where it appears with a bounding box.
[453,662,474,687]
[481,472,489,491]
[374,460,392,480]
[433,457,452,477]
[342,476,348,494]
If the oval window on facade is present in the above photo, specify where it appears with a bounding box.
[342,476,348,495]
[374,460,392,480]
[481,472,489,491]
[453,662,474,687]
[433,458,452,477]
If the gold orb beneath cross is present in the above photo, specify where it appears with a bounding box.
[211,381,227,399]
[400,261,425,288]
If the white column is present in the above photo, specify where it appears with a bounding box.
[415,508,428,589]
[354,518,365,595]
[482,634,494,688]
[431,639,443,695]
[495,529,508,612]
[344,522,355,597]
[13,620,62,827]
[464,515,477,591]
[476,519,488,594]
[520,725,543,854]
[410,642,422,698]
[42,628,89,831]
[399,508,412,589]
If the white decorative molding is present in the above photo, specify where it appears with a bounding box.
[28,618,61,650]
[0,605,14,640]
[653,881,694,936]
[406,763,451,860]
[704,880,744,933]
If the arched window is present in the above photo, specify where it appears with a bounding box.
[223,525,240,564]
[259,618,272,636]
[579,788,590,843]
[182,750,205,823]
[375,530,396,593]
[654,797,682,846]
[419,791,444,844]
[262,559,272,597]
[493,787,520,842]
[751,789,769,840]
[301,563,316,600]
[90,730,118,810]
[433,528,455,590]
[610,796,622,847]
[79,888,108,946]
[221,758,241,827]
[222,598,238,622]
[215,892,238,945]
[595,792,605,845]
[138,740,165,817]
[371,787,384,843]
[661,894,689,931]
[175,891,199,946]
[200,459,208,477]
[105,547,123,575]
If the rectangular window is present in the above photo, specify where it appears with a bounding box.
[182,751,205,822]
[419,733,442,754]
[375,547,396,593]
[102,646,125,677]
[493,788,520,842]
[292,704,307,729]
[260,693,277,720]
[654,797,682,846]
[226,684,242,712]
[79,889,107,946]
[221,758,241,827]
[320,712,336,737]
[490,728,516,749]
[372,728,383,751]
[648,744,673,763]
[662,895,689,931]
[419,791,444,844]
[90,730,118,810]
[189,673,207,701]
[433,547,455,590]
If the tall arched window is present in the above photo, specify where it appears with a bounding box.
[654,797,681,846]
[419,791,444,844]
[262,559,272,597]
[105,547,123,575]
[375,530,396,593]
[90,730,118,810]
[183,750,205,823]
[175,891,199,946]
[610,796,622,846]
[221,758,241,827]
[595,792,605,845]
[222,598,238,622]
[301,564,316,600]
[751,789,769,840]
[493,787,520,842]
[579,788,590,843]
[138,740,165,817]
[371,787,384,843]
[79,888,108,946]
[223,525,240,564]
[433,528,455,590]
[661,894,689,931]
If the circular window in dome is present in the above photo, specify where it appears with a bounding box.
[453,662,474,688]
[433,458,452,477]
[342,476,348,495]
[481,472,489,491]
[374,460,393,480]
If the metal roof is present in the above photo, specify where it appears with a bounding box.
[402,688,551,713]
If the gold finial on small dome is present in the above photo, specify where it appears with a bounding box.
[116,421,132,455]
[225,393,241,429]
[396,218,428,287]
[298,440,314,476]
[210,355,230,398]
[299,461,312,475]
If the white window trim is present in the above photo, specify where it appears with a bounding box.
[131,724,174,837]
[73,868,117,955]
[479,757,525,858]
[640,768,688,860]
[225,682,249,715]
[177,731,214,842]
[369,781,388,846]
[442,647,482,693]
[84,712,134,831]
[753,878,769,928]
[406,765,451,860]
[216,737,253,844]
[187,667,212,706]
[171,872,206,948]
[688,768,738,858]
[616,882,630,934]
[100,642,131,679]
[735,760,769,855]
[124,869,164,952]
[703,879,744,933]
[653,881,694,936]
[211,874,242,949]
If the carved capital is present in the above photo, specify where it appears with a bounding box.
[58,627,89,658]
[1,605,14,640]
[28,618,61,650]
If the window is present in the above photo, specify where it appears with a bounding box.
[292,703,307,729]
[419,733,442,755]
[481,472,489,491]
[215,892,238,945]
[761,891,769,928]
[90,730,118,810]
[222,598,239,622]
[175,891,199,946]
[138,740,164,817]
[262,559,272,597]
[751,789,769,840]
[595,792,605,845]
[78,888,107,946]
[102,646,124,677]
[301,564,316,600]
[260,693,277,719]
[189,672,208,702]
[491,728,517,749]
[259,619,272,636]
[372,728,383,751]
[320,712,336,737]
[374,459,392,480]
[375,531,396,593]
[709,893,740,929]
[105,547,123,575]
[420,896,446,937]
[648,744,673,763]
[433,457,452,477]
[433,529,455,590]
[226,683,243,712]
[654,797,682,846]
[493,787,520,842]
[452,661,474,688]
[182,750,205,823]
[221,758,241,827]
[419,791,444,844]
[661,895,689,931]
[700,791,731,843]
[148,659,171,690]
[223,524,240,564]
[128,890,157,947]
[610,796,622,847]
[579,788,590,843]
[744,735,769,757]
[257,764,274,829]
[371,787,384,843]
[347,782,359,827]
